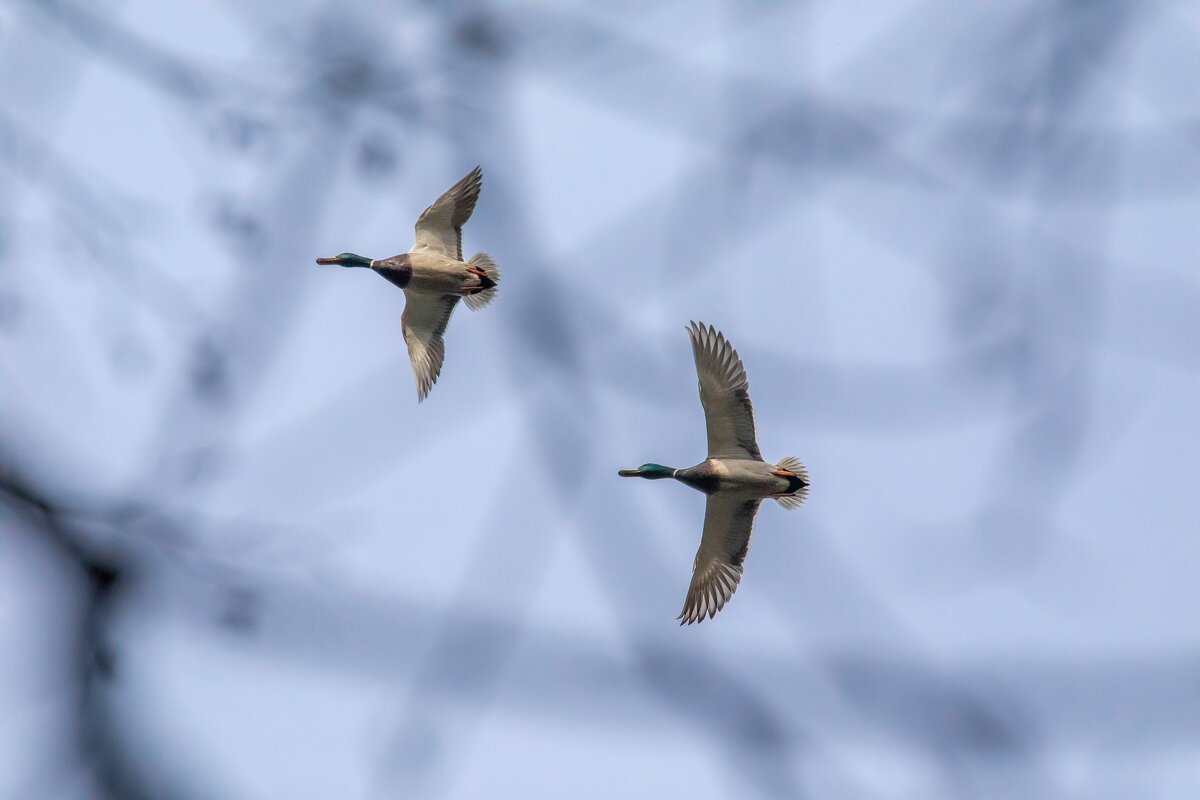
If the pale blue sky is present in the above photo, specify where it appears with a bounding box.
[1,2,1198,798]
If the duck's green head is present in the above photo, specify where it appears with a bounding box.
[618,463,675,479]
[315,252,374,268]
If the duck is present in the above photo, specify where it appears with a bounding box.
[619,321,809,625]
[316,165,500,401]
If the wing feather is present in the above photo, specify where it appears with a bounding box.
[687,321,762,461]
[400,293,459,401]
[411,166,482,260]
[678,495,762,625]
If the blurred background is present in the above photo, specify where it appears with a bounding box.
[2,1,1198,798]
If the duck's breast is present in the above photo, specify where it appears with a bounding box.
[374,254,413,289]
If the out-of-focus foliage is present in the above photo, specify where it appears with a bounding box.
[1,2,1197,798]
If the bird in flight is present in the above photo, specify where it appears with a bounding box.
[619,322,809,624]
[316,166,500,401]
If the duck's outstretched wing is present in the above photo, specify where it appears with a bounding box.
[401,293,460,401]
[411,166,482,260]
[687,321,762,461]
[678,494,762,625]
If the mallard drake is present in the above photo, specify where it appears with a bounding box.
[316,166,500,401]
[619,322,809,625]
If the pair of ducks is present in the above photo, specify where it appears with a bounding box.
[317,167,809,624]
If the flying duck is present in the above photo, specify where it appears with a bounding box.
[316,166,500,401]
[619,322,809,624]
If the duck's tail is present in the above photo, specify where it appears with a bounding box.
[464,252,500,310]
[772,456,809,509]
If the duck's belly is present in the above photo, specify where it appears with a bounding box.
[708,459,789,493]
[408,254,469,294]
